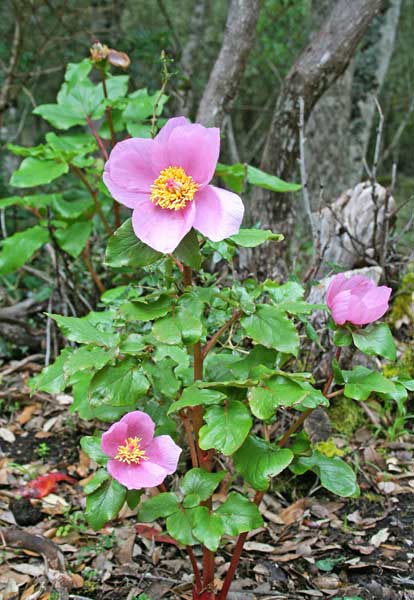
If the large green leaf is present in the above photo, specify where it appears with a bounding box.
[263,280,305,303]
[63,345,113,377]
[234,435,293,491]
[85,478,126,530]
[55,221,92,257]
[80,435,108,466]
[247,165,301,192]
[199,400,252,455]
[0,226,49,275]
[340,366,397,400]
[138,493,179,521]
[229,228,283,247]
[121,295,172,321]
[190,506,224,551]
[291,451,359,497]
[152,315,182,345]
[166,510,196,546]
[10,158,69,187]
[352,323,396,361]
[50,313,117,347]
[242,304,299,355]
[105,219,162,268]
[168,386,226,414]
[29,348,72,394]
[83,469,110,495]
[180,468,225,504]
[216,492,263,536]
[89,358,149,407]
[248,376,328,420]
[175,293,203,343]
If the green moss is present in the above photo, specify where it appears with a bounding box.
[383,346,414,379]
[363,492,384,505]
[314,439,345,458]
[389,270,414,327]
[329,396,364,437]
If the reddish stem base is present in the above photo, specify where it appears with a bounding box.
[192,588,217,600]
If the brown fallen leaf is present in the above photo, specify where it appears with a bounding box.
[279,497,310,525]
[243,541,274,552]
[17,404,39,426]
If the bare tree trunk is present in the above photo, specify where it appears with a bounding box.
[306,0,401,203]
[196,0,261,128]
[248,0,383,277]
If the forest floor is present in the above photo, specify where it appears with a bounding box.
[0,357,413,600]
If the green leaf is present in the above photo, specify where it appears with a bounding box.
[121,295,172,321]
[80,436,108,465]
[174,228,202,269]
[180,469,225,503]
[142,358,181,398]
[0,193,59,210]
[152,315,182,345]
[234,435,293,491]
[175,293,203,343]
[0,226,49,275]
[216,492,263,536]
[340,366,397,400]
[352,323,396,361]
[263,280,304,302]
[52,194,94,220]
[33,103,87,129]
[55,221,92,258]
[83,469,110,494]
[29,348,72,394]
[215,162,245,193]
[291,451,359,497]
[126,489,142,510]
[191,506,224,551]
[166,510,196,546]
[89,358,149,407]
[86,478,126,530]
[248,376,328,420]
[138,493,179,521]
[231,345,278,379]
[168,386,226,414]
[247,165,301,192]
[50,313,117,347]
[10,158,69,187]
[241,305,299,356]
[333,327,353,347]
[199,400,252,455]
[229,228,283,247]
[105,219,162,268]
[63,345,113,377]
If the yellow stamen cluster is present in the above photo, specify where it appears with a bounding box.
[150,166,198,210]
[115,436,148,464]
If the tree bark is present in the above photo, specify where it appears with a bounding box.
[196,0,261,128]
[248,0,383,277]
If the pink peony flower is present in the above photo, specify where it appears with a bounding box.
[101,411,181,490]
[326,273,391,326]
[103,117,244,253]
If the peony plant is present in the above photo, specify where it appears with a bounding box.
[3,50,409,600]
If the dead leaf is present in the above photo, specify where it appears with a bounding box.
[313,574,341,589]
[370,527,390,547]
[0,427,15,443]
[243,541,274,552]
[279,497,310,525]
[17,405,39,426]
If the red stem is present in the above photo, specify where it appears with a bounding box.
[188,546,202,592]
[218,492,264,600]
[202,310,241,359]
[86,115,109,161]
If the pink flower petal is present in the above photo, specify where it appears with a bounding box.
[145,436,182,473]
[103,171,150,209]
[107,459,168,490]
[342,275,376,296]
[330,289,352,325]
[101,421,129,458]
[347,286,391,325]
[155,116,190,144]
[105,138,156,192]
[192,185,244,241]
[119,411,155,448]
[132,200,195,253]
[326,274,347,309]
[164,124,220,187]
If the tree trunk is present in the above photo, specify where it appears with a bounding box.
[196,0,261,129]
[306,0,401,204]
[247,0,383,277]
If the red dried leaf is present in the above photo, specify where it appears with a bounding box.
[135,523,177,545]
[19,472,76,499]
